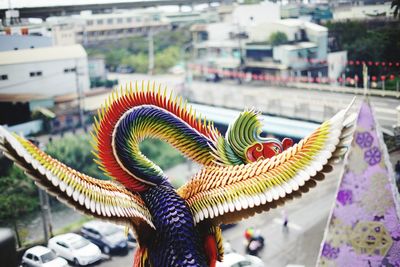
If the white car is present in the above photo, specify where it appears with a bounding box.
[48,233,102,266]
[216,252,265,267]
[21,245,68,267]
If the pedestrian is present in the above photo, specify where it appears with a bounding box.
[282,210,289,232]
[245,229,264,256]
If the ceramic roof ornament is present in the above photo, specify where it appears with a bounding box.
[0,82,356,267]
[317,99,400,267]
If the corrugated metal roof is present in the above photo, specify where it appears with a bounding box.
[0,44,87,65]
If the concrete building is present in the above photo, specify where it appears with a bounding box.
[327,50,347,83]
[0,35,52,51]
[191,15,328,79]
[0,44,90,96]
[46,9,171,46]
[88,56,107,80]
[332,3,393,20]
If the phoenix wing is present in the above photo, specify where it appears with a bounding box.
[178,103,356,226]
[0,127,154,238]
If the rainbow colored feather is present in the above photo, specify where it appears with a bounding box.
[0,82,356,267]
[92,82,220,191]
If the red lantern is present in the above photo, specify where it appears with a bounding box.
[349,60,354,65]
[390,74,395,80]
[375,62,380,66]
[368,61,373,66]
[355,60,360,65]
[372,76,377,81]
[389,62,393,67]
[396,62,400,67]
[381,75,386,81]
[381,62,386,67]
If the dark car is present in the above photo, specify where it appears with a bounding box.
[80,220,128,255]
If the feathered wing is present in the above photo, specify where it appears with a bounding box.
[178,103,356,226]
[0,126,154,240]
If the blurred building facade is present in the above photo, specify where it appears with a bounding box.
[0,44,89,96]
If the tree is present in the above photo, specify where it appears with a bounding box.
[269,31,288,46]
[46,134,108,180]
[105,49,130,71]
[155,46,180,73]
[121,53,148,73]
[0,161,39,247]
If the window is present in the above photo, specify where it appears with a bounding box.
[64,68,76,73]
[0,74,8,80]
[97,19,103,25]
[126,17,132,23]
[29,71,42,77]
[33,256,39,262]
[107,18,113,24]
[56,241,68,248]
[26,253,33,260]
[87,20,93,26]
[117,18,123,23]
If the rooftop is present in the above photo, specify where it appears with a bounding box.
[277,41,317,51]
[0,44,87,65]
[275,19,327,32]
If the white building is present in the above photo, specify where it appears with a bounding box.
[269,19,328,62]
[0,44,89,96]
[327,50,347,83]
[47,9,170,45]
[0,35,52,51]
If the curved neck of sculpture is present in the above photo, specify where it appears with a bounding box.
[113,105,216,187]
[140,185,207,266]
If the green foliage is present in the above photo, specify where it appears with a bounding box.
[86,28,191,74]
[155,46,180,73]
[46,134,108,180]
[0,161,39,223]
[269,31,288,46]
[121,53,149,73]
[140,139,186,171]
[104,49,130,71]
[327,20,400,90]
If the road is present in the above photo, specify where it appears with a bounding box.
[109,73,399,136]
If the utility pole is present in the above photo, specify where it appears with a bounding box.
[35,140,53,243]
[39,189,53,243]
[148,28,154,75]
[75,60,85,131]
[363,63,368,96]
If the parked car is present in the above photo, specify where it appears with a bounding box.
[81,220,128,254]
[48,233,102,266]
[216,252,265,267]
[21,245,68,267]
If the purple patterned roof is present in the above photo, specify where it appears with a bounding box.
[317,100,400,266]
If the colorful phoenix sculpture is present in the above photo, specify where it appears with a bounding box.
[0,82,356,267]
